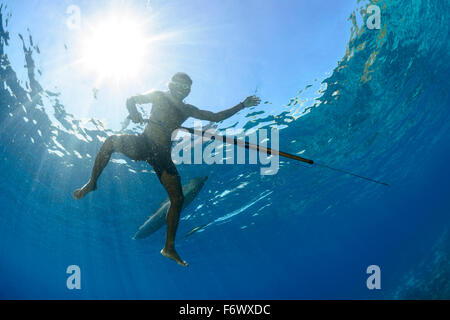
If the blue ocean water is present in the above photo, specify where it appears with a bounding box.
[0,0,450,299]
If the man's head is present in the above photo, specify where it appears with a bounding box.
[169,72,192,101]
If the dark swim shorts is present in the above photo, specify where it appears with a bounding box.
[114,134,179,179]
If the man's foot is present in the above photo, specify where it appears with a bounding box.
[73,181,97,200]
[161,248,188,267]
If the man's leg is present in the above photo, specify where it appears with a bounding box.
[156,167,187,267]
[73,134,145,199]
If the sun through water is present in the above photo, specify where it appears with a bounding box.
[69,6,181,127]
[80,15,149,84]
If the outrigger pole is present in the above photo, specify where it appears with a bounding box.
[180,126,389,187]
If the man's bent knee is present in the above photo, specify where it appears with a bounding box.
[103,135,116,152]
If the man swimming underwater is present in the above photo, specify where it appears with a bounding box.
[73,72,261,266]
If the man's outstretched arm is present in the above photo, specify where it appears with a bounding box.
[186,95,261,122]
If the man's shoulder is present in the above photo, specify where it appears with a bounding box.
[141,90,168,104]
[182,102,198,110]
[148,90,165,99]
[181,103,199,116]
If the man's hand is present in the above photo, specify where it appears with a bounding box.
[127,97,145,124]
[129,112,144,124]
[242,95,261,108]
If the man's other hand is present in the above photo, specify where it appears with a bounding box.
[243,95,261,108]
[130,113,144,124]
[127,97,144,124]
